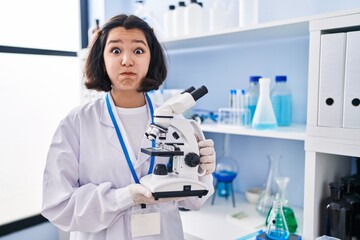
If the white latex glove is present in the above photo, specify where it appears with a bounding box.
[198,139,216,175]
[128,184,185,205]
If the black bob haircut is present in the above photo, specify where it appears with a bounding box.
[84,14,167,92]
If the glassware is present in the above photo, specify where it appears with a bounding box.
[321,181,352,240]
[266,177,298,234]
[256,154,280,216]
[211,134,238,207]
[266,194,290,240]
[252,78,277,130]
[341,177,360,239]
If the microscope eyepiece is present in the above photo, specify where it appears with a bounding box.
[181,86,196,94]
[191,85,208,101]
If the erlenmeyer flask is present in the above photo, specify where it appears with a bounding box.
[256,154,281,216]
[266,194,290,240]
[266,177,298,234]
[252,78,277,130]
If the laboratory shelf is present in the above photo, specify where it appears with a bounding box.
[180,193,303,240]
[163,9,360,51]
[200,123,306,141]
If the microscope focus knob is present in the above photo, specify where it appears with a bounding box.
[153,164,168,175]
[184,152,200,168]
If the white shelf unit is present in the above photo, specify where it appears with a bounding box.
[200,123,306,141]
[304,12,360,239]
[160,8,360,240]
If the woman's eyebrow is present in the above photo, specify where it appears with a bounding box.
[132,39,147,47]
[107,39,147,47]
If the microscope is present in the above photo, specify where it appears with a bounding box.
[140,86,209,200]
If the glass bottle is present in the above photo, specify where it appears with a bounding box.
[266,194,290,240]
[321,181,352,240]
[256,154,280,216]
[252,78,277,130]
[271,75,293,126]
[245,75,261,122]
[341,177,360,239]
[266,177,298,234]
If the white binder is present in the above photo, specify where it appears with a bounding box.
[318,33,347,127]
[343,31,360,128]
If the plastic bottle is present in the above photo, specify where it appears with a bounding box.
[245,76,261,122]
[271,75,293,126]
[185,0,204,36]
[209,0,228,32]
[239,0,259,27]
[173,1,186,37]
[163,5,176,39]
[134,0,163,39]
[252,78,277,130]
[321,181,352,240]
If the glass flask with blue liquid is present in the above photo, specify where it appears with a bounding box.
[271,75,292,126]
[266,194,290,240]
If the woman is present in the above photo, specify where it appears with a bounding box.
[42,14,215,239]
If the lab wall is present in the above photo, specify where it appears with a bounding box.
[1,1,360,240]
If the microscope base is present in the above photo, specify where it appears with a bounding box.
[140,174,209,200]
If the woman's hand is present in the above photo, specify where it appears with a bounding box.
[198,139,216,175]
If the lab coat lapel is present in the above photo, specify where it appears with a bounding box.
[100,94,137,163]
[134,125,152,169]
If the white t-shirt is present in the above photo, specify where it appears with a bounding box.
[115,105,149,158]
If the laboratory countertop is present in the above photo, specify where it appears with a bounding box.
[180,193,303,240]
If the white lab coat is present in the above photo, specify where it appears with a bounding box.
[42,94,214,240]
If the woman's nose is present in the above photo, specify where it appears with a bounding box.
[121,53,134,67]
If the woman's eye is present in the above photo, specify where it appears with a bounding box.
[111,48,121,54]
[134,48,144,54]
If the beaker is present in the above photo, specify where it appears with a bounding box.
[266,177,298,234]
[266,195,290,240]
[256,154,281,216]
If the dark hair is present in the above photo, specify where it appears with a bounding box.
[84,14,167,92]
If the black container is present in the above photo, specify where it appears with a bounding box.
[341,178,360,239]
[321,181,352,240]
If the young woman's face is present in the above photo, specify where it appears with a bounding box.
[103,27,150,92]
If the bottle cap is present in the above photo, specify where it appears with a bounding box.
[329,181,344,190]
[190,0,197,3]
[179,1,186,7]
[275,75,287,82]
[249,76,262,83]
[169,5,175,10]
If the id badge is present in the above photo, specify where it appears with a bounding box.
[129,205,161,238]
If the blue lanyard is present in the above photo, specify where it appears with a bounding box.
[105,92,155,183]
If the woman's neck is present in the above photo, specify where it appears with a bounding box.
[110,90,146,108]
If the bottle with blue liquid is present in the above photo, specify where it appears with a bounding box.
[271,76,292,126]
[245,76,261,122]
[252,78,277,130]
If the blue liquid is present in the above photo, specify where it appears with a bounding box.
[248,105,257,122]
[266,230,290,240]
[253,123,277,130]
[271,94,292,126]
